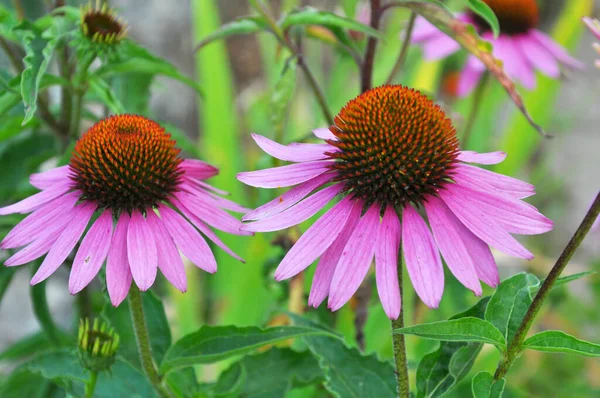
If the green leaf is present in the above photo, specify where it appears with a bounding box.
[523,331,600,357]
[394,317,505,347]
[213,348,323,398]
[0,369,53,398]
[87,75,126,114]
[111,72,153,115]
[416,298,490,398]
[159,324,337,374]
[485,273,539,344]
[94,40,203,95]
[0,266,16,304]
[270,60,297,143]
[280,7,382,39]
[290,314,397,398]
[164,367,200,398]
[471,371,505,398]
[0,331,67,362]
[102,290,171,367]
[463,0,500,38]
[195,16,268,50]
[540,271,597,291]
[23,349,157,397]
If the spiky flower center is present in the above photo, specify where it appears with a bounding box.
[70,115,182,213]
[472,0,539,35]
[81,2,126,44]
[327,85,459,209]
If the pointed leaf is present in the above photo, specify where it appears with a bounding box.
[471,371,505,398]
[523,331,600,357]
[88,75,126,114]
[463,0,500,37]
[280,7,382,38]
[195,16,269,50]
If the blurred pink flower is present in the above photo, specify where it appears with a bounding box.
[583,17,600,68]
[412,0,583,96]
[0,115,248,306]
[238,86,552,319]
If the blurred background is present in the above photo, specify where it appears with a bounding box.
[0,0,599,396]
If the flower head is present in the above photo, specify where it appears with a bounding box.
[238,85,553,319]
[583,17,600,68]
[81,0,127,45]
[0,115,248,306]
[412,0,583,96]
[78,318,119,372]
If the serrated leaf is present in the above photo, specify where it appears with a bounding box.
[464,0,500,38]
[290,314,396,398]
[394,317,505,347]
[195,16,268,50]
[471,371,505,398]
[279,7,382,39]
[485,273,539,345]
[523,331,600,357]
[159,325,337,374]
[87,75,126,114]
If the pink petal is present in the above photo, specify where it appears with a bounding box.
[159,205,217,273]
[29,165,72,190]
[374,205,402,319]
[243,174,333,221]
[180,181,250,213]
[439,187,534,259]
[424,197,482,295]
[146,211,187,292]
[274,196,356,281]
[308,202,362,308]
[583,17,600,40]
[402,205,444,308]
[453,164,535,198]
[411,16,441,43]
[4,235,58,267]
[464,232,499,288]
[457,57,484,97]
[170,197,244,262]
[106,213,132,307]
[422,33,461,60]
[237,160,332,189]
[328,205,380,312]
[457,151,507,165]
[127,210,158,291]
[69,210,113,294]
[313,128,336,140]
[515,34,560,78]
[0,183,71,215]
[1,192,79,249]
[241,184,341,232]
[30,203,97,285]
[251,133,334,162]
[192,180,229,196]
[530,30,585,70]
[507,38,536,89]
[180,159,219,180]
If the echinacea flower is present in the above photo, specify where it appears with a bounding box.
[412,0,583,96]
[0,115,248,306]
[583,17,600,68]
[238,85,552,319]
[81,0,127,45]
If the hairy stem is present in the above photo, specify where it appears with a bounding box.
[391,252,410,398]
[360,0,382,92]
[385,12,417,85]
[128,287,173,398]
[461,72,490,148]
[494,191,600,380]
[84,371,98,398]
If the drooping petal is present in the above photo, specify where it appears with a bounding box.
[424,196,482,295]
[30,203,97,285]
[439,187,534,259]
[127,210,158,291]
[422,33,461,60]
[313,128,336,140]
[463,231,499,288]
[146,211,187,293]
[236,160,332,188]
[179,159,219,180]
[180,181,250,213]
[106,213,132,307]
[251,133,334,162]
[159,205,217,273]
[374,205,402,319]
[515,34,560,78]
[411,16,441,43]
[457,151,507,165]
[4,235,57,267]
[530,30,585,70]
[402,205,444,308]
[241,184,341,233]
[453,164,535,198]
[506,38,536,89]
[0,182,72,215]
[243,174,333,221]
[457,56,484,97]
[69,210,113,294]
[308,202,362,308]
[1,192,79,249]
[170,197,244,262]
[29,165,72,190]
[328,205,380,312]
[274,196,356,281]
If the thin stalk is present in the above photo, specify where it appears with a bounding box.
[494,191,600,380]
[30,280,63,346]
[84,371,98,398]
[69,54,96,139]
[461,72,490,148]
[128,287,173,398]
[12,0,25,20]
[385,12,417,85]
[58,46,73,132]
[360,0,382,92]
[391,250,410,398]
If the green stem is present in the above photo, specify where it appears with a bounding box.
[69,54,95,139]
[391,250,410,398]
[128,286,173,398]
[461,72,490,148]
[494,191,600,380]
[29,265,62,346]
[360,0,382,93]
[84,371,98,398]
[385,12,417,85]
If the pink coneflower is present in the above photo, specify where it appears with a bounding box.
[583,17,600,68]
[238,85,552,319]
[412,0,583,96]
[0,115,247,306]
